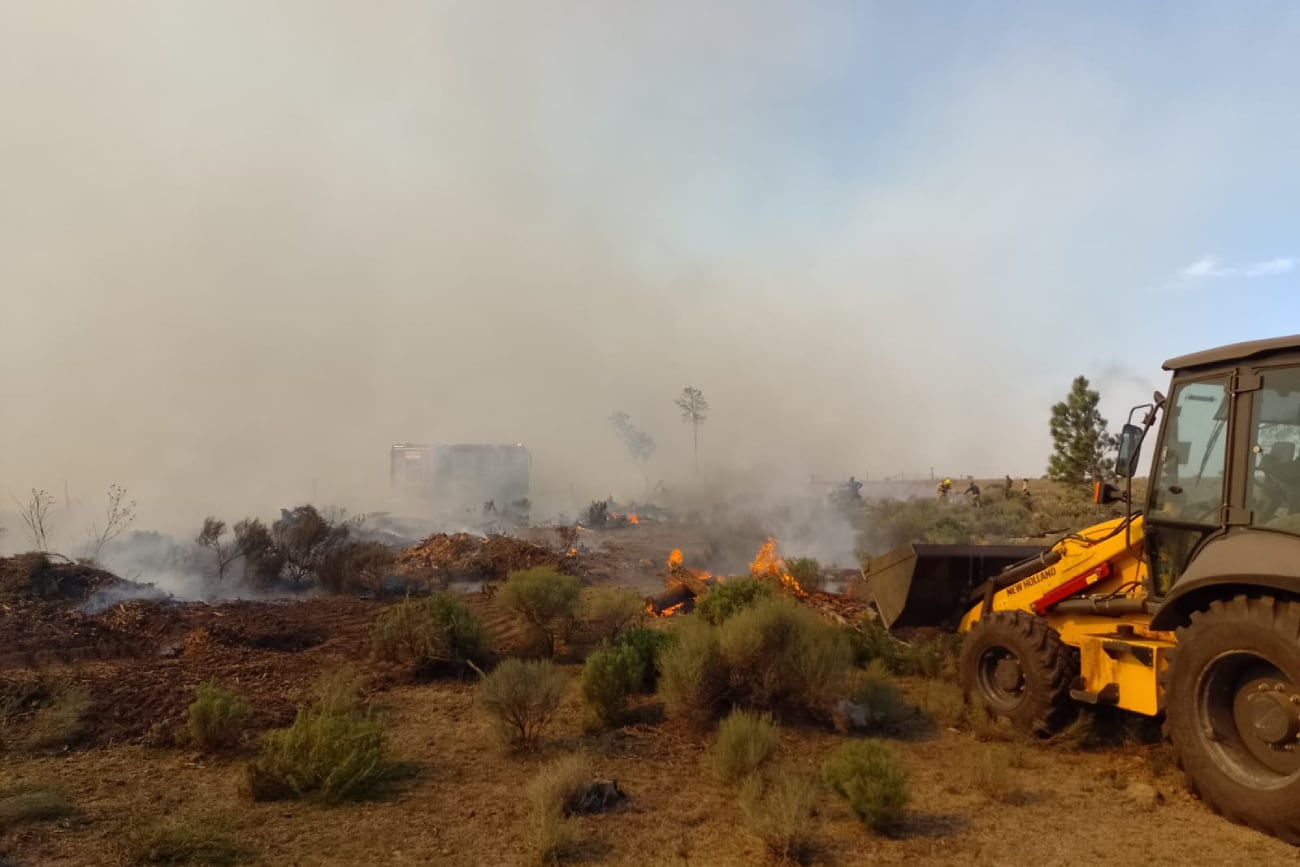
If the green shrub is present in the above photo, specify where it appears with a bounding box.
[186,681,252,753]
[737,773,818,864]
[919,679,966,729]
[479,658,567,749]
[657,617,727,729]
[581,644,642,728]
[711,710,779,785]
[525,754,590,864]
[613,628,675,692]
[695,579,773,626]
[499,568,582,657]
[821,740,909,830]
[0,782,73,831]
[717,597,853,717]
[846,618,956,678]
[784,557,823,594]
[371,592,490,675]
[246,670,391,804]
[583,587,645,643]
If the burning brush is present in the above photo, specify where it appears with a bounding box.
[644,537,809,617]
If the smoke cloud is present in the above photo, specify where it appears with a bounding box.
[3,3,1298,541]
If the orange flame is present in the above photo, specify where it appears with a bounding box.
[668,549,683,567]
[749,536,808,598]
[628,514,640,525]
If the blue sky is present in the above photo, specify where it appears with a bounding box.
[2,2,1299,527]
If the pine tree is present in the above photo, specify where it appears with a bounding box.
[1047,376,1116,485]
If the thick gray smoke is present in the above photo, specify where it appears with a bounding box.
[2,3,1297,540]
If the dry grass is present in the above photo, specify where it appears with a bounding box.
[525,754,592,865]
[971,745,1018,802]
[918,679,967,729]
[711,710,779,785]
[25,680,92,751]
[0,782,73,831]
[736,773,819,864]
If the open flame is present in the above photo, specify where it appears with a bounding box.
[628,514,639,525]
[749,536,808,598]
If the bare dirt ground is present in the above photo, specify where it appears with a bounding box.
[3,524,1298,866]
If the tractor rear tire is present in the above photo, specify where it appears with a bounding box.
[958,610,1076,735]
[1164,595,1300,844]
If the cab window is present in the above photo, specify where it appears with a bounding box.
[1150,379,1229,525]
[1248,366,1300,533]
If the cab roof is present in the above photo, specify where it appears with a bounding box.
[1163,335,1300,372]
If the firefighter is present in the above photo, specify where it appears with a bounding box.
[964,478,982,508]
[937,478,953,503]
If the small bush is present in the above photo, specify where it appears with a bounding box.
[117,817,248,865]
[525,754,590,864]
[186,681,252,753]
[479,658,567,749]
[499,568,582,657]
[711,710,779,785]
[657,618,727,729]
[972,745,1017,802]
[581,644,643,728]
[613,628,674,692]
[784,557,823,594]
[847,618,956,678]
[737,774,818,864]
[718,597,853,717]
[371,592,489,676]
[695,580,773,626]
[0,782,73,831]
[25,681,91,751]
[919,679,966,729]
[583,587,645,643]
[318,540,396,594]
[842,662,915,736]
[246,670,391,804]
[821,740,909,831]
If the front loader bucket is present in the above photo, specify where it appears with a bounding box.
[864,543,1047,630]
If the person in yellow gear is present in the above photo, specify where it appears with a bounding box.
[936,477,952,503]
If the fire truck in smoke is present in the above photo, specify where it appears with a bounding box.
[388,442,531,519]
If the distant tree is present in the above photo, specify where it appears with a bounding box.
[609,411,656,492]
[196,517,242,581]
[1047,376,1116,485]
[675,386,710,476]
[233,518,284,586]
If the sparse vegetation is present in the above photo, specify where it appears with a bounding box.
[479,658,567,749]
[273,505,351,584]
[525,754,591,865]
[116,816,248,865]
[842,661,916,736]
[582,500,609,527]
[186,681,252,753]
[821,740,909,831]
[317,540,397,594]
[83,483,137,562]
[12,488,55,552]
[695,579,773,626]
[919,679,967,729]
[246,669,393,804]
[196,518,242,582]
[499,568,582,657]
[847,617,957,678]
[972,744,1018,802]
[711,710,779,785]
[24,680,91,751]
[0,782,73,831]
[371,591,490,676]
[583,587,645,643]
[736,773,818,864]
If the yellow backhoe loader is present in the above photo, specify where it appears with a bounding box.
[866,334,1300,843]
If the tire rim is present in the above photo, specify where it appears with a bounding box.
[1196,650,1300,788]
[976,645,1026,712]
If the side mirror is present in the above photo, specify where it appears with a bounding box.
[1115,423,1144,478]
[1093,481,1125,505]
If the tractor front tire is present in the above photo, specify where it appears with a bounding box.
[958,610,1076,735]
[1164,595,1300,844]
